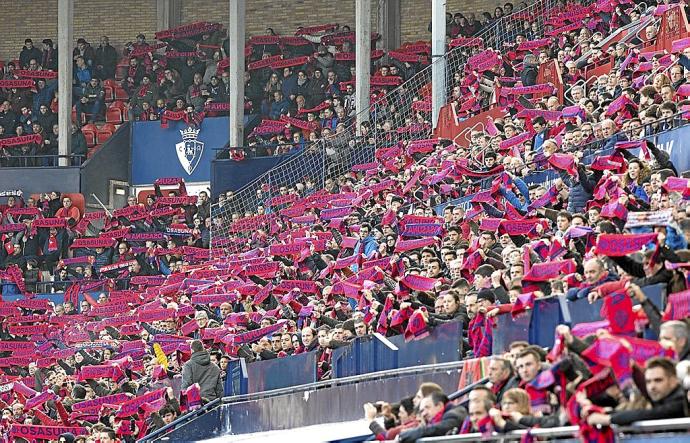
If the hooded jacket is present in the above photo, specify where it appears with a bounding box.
[181,349,224,402]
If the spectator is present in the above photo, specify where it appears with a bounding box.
[19,38,42,69]
[94,36,118,80]
[73,38,96,67]
[181,340,224,403]
[487,357,518,403]
[55,195,81,223]
[75,77,105,123]
[41,38,57,71]
[399,391,466,442]
[586,357,687,425]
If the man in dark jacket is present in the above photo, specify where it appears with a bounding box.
[520,53,538,87]
[399,391,466,442]
[19,39,42,69]
[95,36,118,80]
[182,340,224,402]
[71,124,88,165]
[611,247,680,295]
[587,357,687,426]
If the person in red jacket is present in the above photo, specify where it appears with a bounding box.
[55,195,81,223]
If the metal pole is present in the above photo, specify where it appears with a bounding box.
[431,0,447,129]
[356,0,372,134]
[378,0,401,51]
[57,0,74,167]
[228,0,246,149]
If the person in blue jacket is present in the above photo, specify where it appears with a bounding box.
[355,223,379,258]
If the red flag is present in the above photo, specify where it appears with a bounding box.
[663,289,690,321]
[601,289,635,335]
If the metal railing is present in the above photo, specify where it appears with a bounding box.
[0,154,86,167]
[138,359,466,442]
[419,418,690,442]
[209,0,556,246]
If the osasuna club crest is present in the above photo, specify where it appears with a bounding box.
[175,127,204,175]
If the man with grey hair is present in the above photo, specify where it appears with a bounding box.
[570,85,585,104]
[487,357,518,402]
[659,320,689,361]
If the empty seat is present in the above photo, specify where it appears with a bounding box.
[105,108,123,124]
[114,87,129,100]
[81,123,98,147]
[96,124,116,144]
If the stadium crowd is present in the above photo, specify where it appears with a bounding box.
[1,0,690,441]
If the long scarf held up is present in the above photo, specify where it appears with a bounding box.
[160,110,205,128]
[468,312,494,357]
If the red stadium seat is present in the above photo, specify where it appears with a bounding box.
[81,123,98,147]
[71,108,86,125]
[105,108,124,124]
[103,85,115,102]
[109,100,127,111]
[96,123,116,144]
[114,87,129,101]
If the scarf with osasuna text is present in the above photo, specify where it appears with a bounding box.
[0,134,43,149]
[0,79,35,88]
[9,424,88,440]
[155,22,223,40]
[160,110,205,128]
[595,233,657,256]
[15,69,58,79]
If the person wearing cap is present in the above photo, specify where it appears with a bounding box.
[19,38,42,69]
[95,36,118,80]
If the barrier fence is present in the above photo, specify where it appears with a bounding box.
[139,281,667,441]
[219,284,664,398]
[209,0,560,254]
[436,113,690,214]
